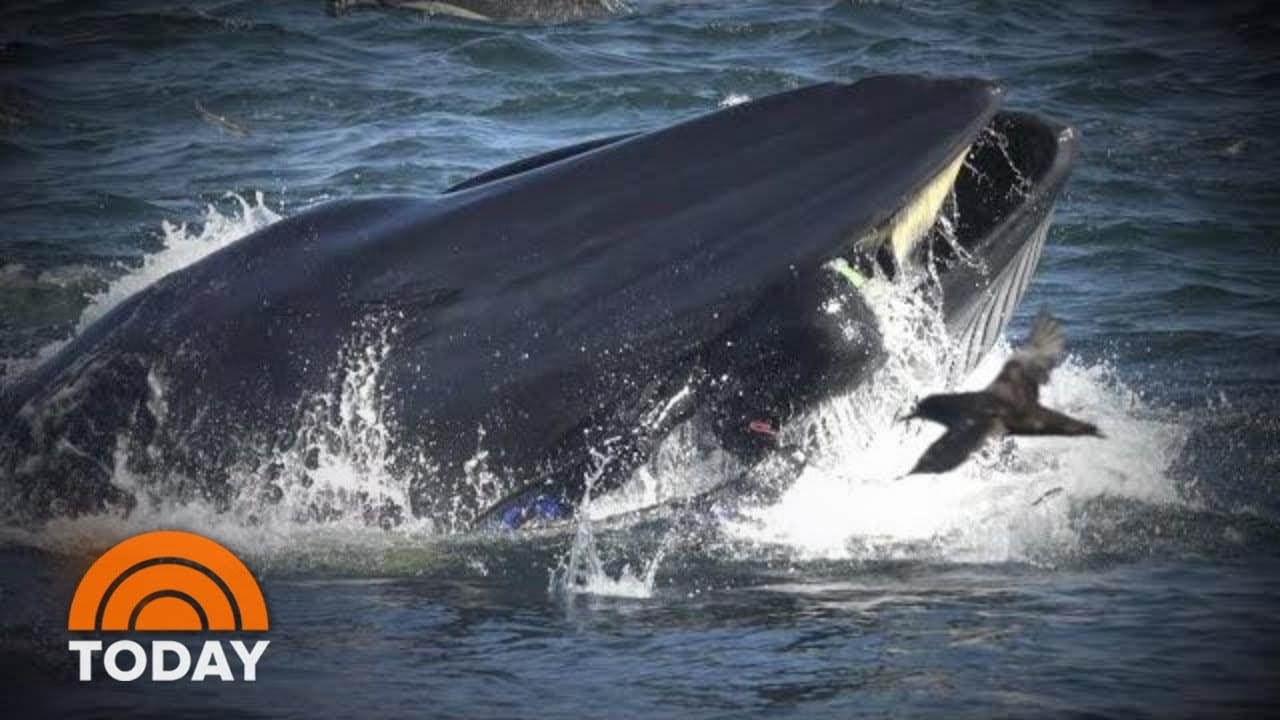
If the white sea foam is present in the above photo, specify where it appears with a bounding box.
[0,195,437,561]
[557,268,1185,595]
[2,310,435,565]
[721,276,1185,565]
[86,193,279,329]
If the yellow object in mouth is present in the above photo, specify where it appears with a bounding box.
[833,143,970,286]
[826,257,867,289]
[886,146,967,264]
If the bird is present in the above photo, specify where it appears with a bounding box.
[903,310,1102,475]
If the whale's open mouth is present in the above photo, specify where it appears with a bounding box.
[834,147,970,283]
[831,111,1074,296]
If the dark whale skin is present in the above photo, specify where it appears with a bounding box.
[0,76,1006,527]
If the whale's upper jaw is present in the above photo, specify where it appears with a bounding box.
[448,75,1003,276]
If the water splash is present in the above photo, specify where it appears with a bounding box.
[723,273,1185,565]
[251,312,423,531]
[2,193,280,384]
[552,512,668,600]
[552,445,669,599]
[1,311,434,564]
[544,211,1187,582]
[0,200,436,560]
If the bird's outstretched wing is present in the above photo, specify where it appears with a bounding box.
[1004,405,1101,437]
[908,415,998,474]
[987,310,1065,405]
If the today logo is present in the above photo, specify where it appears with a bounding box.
[66,530,270,682]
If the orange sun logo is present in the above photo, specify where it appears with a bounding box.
[68,530,268,632]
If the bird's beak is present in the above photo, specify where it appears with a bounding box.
[896,410,917,425]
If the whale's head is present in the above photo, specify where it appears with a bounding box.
[689,79,1076,462]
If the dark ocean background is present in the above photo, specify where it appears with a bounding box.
[2,1,1279,717]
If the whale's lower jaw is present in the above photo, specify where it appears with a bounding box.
[950,213,1052,374]
[941,111,1076,374]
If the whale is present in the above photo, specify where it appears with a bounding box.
[0,75,1076,532]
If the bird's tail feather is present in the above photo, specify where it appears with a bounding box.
[1013,309,1066,383]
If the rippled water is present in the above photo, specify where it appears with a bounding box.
[2,1,1278,717]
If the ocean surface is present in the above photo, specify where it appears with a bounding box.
[2,1,1279,717]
